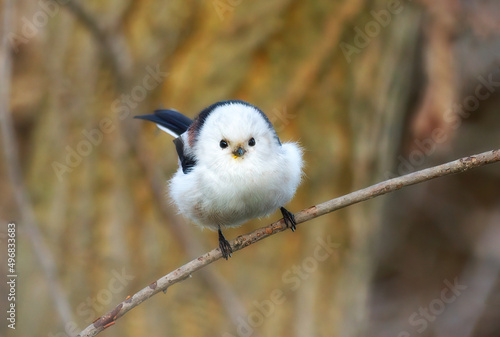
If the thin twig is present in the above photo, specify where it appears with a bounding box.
[77,149,500,337]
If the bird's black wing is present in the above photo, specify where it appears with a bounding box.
[173,137,196,174]
[134,109,192,137]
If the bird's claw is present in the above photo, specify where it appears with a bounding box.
[218,228,232,260]
[280,207,297,232]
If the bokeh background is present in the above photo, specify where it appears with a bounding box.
[1,0,500,336]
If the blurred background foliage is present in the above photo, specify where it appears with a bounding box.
[1,0,500,336]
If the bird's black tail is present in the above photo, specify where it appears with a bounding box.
[135,109,193,137]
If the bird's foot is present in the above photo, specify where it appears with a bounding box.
[280,207,297,232]
[218,227,232,260]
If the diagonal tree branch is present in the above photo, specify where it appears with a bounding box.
[77,148,500,337]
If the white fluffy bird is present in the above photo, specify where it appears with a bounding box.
[136,100,303,259]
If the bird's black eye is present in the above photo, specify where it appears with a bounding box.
[248,137,256,146]
[220,140,228,149]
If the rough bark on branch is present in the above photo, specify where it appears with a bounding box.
[77,149,500,337]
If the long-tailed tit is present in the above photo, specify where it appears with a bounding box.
[135,100,303,259]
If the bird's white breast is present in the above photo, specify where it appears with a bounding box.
[169,142,302,230]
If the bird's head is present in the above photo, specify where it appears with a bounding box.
[190,101,281,170]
